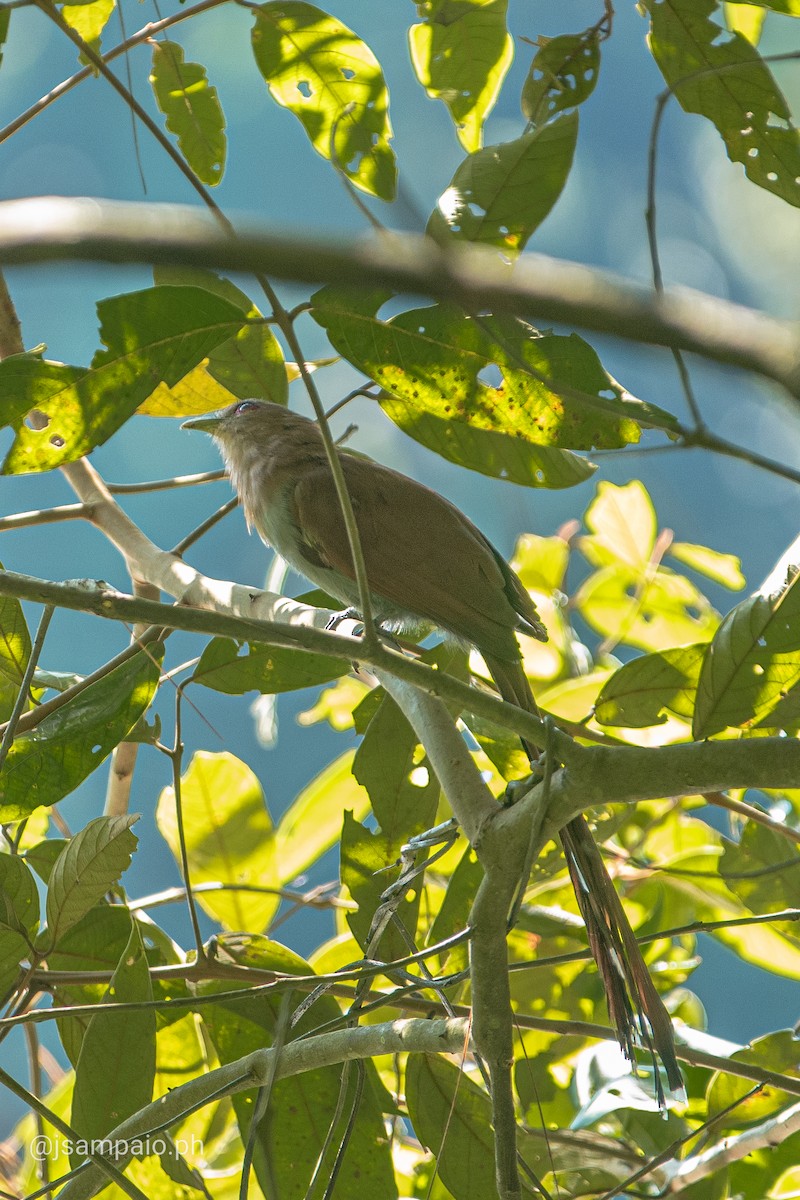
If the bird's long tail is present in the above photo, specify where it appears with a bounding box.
[484,654,683,1102]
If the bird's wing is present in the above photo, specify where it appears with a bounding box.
[292,455,544,658]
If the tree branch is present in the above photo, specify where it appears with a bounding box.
[54,1017,469,1200]
[0,197,797,397]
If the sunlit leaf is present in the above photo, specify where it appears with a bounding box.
[193,637,347,694]
[251,1,396,199]
[724,2,766,44]
[156,751,278,933]
[521,29,601,126]
[669,541,746,590]
[595,644,706,727]
[45,816,139,947]
[70,924,155,1156]
[575,565,719,652]
[1,288,247,472]
[579,481,658,572]
[427,113,578,252]
[409,0,513,152]
[151,40,226,186]
[647,0,800,207]
[274,750,371,884]
[693,568,800,738]
[61,0,115,51]
[0,649,162,821]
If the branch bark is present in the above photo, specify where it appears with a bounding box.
[0,196,797,397]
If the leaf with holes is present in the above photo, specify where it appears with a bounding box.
[251,1,396,200]
[151,41,226,186]
[0,648,162,821]
[594,643,706,728]
[693,568,800,738]
[45,816,139,947]
[409,0,513,152]
[522,29,601,127]
[427,112,578,252]
[646,0,800,207]
[312,292,676,485]
[1,287,248,473]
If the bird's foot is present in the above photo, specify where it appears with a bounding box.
[325,608,364,636]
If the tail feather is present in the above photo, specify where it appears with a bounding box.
[484,654,682,1101]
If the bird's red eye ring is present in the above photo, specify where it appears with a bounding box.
[233,401,259,417]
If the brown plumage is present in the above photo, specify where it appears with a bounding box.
[184,399,681,1097]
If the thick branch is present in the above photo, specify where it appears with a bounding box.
[0,197,797,396]
[56,1017,468,1200]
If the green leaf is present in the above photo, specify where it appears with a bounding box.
[353,693,439,841]
[407,1055,548,1195]
[0,571,31,721]
[0,854,39,1000]
[0,8,10,69]
[312,294,674,486]
[669,541,746,589]
[576,565,719,652]
[1,287,247,472]
[0,648,161,821]
[594,643,706,727]
[408,0,513,152]
[156,751,279,933]
[274,749,371,884]
[521,29,601,127]
[62,0,115,52]
[0,852,39,937]
[70,923,156,1156]
[193,637,347,694]
[693,567,800,738]
[45,816,139,947]
[150,40,226,186]
[709,1030,800,1122]
[647,0,800,207]
[201,935,396,1200]
[251,1,396,200]
[47,903,135,1065]
[720,823,800,947]
[427,113,578,252]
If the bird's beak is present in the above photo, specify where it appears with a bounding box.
[181,414,222,434]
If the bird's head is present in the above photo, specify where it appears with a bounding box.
[181,398,289,443]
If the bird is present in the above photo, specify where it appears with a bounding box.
[183,398,682,1098]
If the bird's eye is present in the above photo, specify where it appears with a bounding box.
[233,401,259,417]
